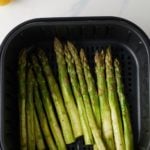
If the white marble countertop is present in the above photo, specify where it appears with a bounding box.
[0,0,150,44]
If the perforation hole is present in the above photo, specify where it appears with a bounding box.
[128,78,132,81]
[128,67,131,70]
[128,83,132,87]
[128,61,132,65]
[121,55,124,60]
[129,88,132,92]
[128,56,131,60]
[128,72,132,76]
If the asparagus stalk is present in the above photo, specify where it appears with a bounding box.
[18,49,27,150]
[93,144,98,150]
[95,51,115,150]
[105,47,125,150]
[37,49,75,144]
[67,41,106,150]
[32,56,66,150]
[26,67,35,150]
[64,45,93,145]
[34,105,46,150]
[54,38,82,138]
[34,82,57,150]
[114,59,134,150]
[80,49,101,128]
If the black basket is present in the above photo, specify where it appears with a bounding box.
[0,17,150,150]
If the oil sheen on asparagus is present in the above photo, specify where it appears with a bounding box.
[67,41,106,150]
[64,45,93,145]
[114,59,134,150]
[32,56,66,150]
[95,50,115,150]
[54,38,82,138]
[37,49,75,144]
[105,47,125,150]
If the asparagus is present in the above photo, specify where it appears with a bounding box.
[95,51,115,150]
[93,144,98,150]
[34,105,46,150]
[114,59,134,150]
[37,49,75,144]
[18,49,27,150]
[34,82,57,150]
[54,38,82,138]
[80,49,100,128]
[32,56,66,150]
[64,45,93,145]
[67,41,106,150]
[26,67,35,150]
[105,47,125,150]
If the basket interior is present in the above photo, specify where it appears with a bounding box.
[1,19,150,150]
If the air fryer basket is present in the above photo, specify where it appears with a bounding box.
[0,17,150,150]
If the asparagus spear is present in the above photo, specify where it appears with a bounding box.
[93,144,98,150]
[34,105,46,150]
[32,56,66,150]
[34,82,57,150]
[64,45,93,145]
[67,41,106,150]
[114,59,134,150]
[37,49,75,144]
[95,51,115,150]
[54,38,82,138]
[105,47,125,150]
[80,49,100,128]
[18,49,27,150]
[26,67,35,150]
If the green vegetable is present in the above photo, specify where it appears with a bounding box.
[64,45,93,145]
[95,50,115,150]
[34,105,46,150]
[105,47,125,150]
[18,49,27,150]
[80,49,101,128]
[32,56,66,150]
[67,41,106,150]
[26,67,35,150]
[54,38,82,138]
[114,59,134,150]
[37,49,75,144]
[34,82,57,150]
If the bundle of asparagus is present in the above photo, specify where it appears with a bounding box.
[18,38,133,150]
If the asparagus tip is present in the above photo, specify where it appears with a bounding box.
[106,46,111,55]
[114,58,121,73]
[38,48,45,56]
[54,37,60,43]
[105,47,112,65]
[64,44,68,53]
[100,50,104,57]
[94,51,99,64]
[99,50,105,65]
[32,55,38,64]
[114,58,120,67]
[67,41,73,47]
[95,50,105,66]
[67,41,79,58]
[64,44,71,57]
[31,56,43,73]
[80,48,87,64]
[54,37,63,50]
[18,49,27,65]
